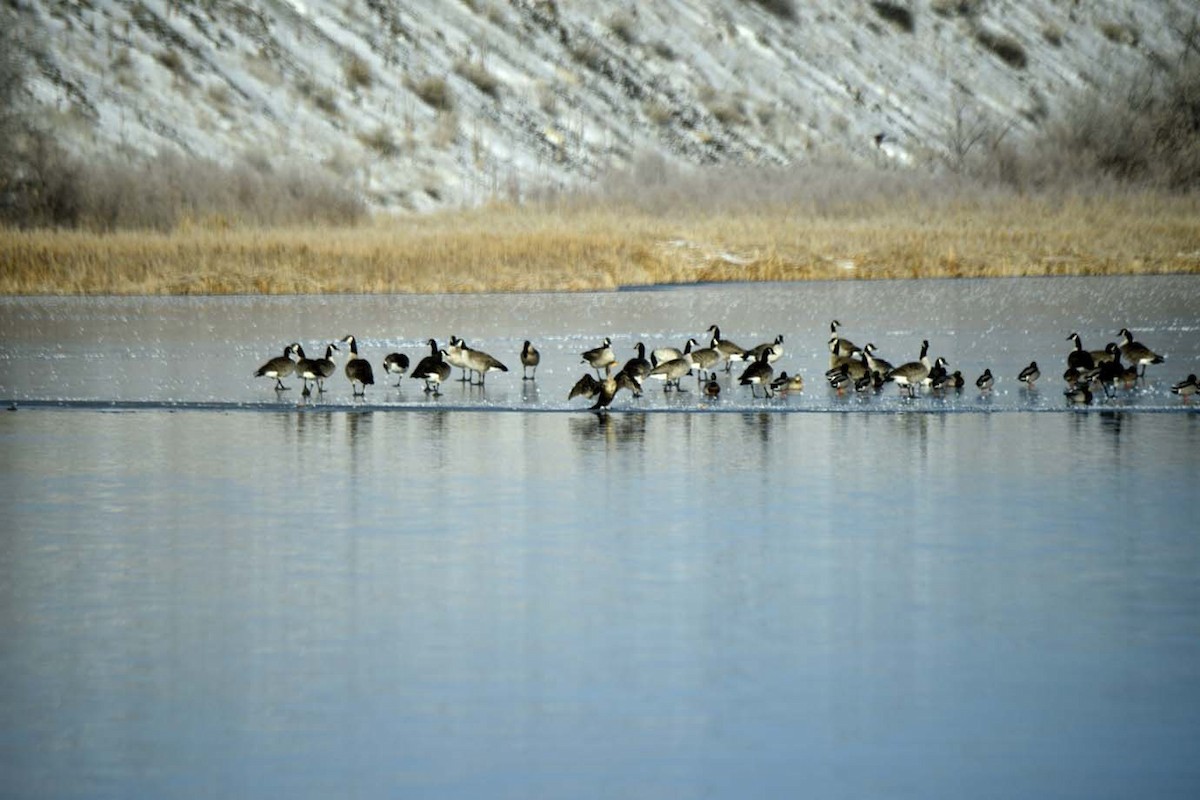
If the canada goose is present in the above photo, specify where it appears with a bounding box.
[617,342,652,395]
[651,342,686,366]
[648,345,694,392]
[461,342,508,386]
[315,344,338,392]
[1171,374,1199,400]
[1117,328,1165,377]
[520,341,540,380]
[410,339,448,395]
[706,324,747,372]
[568,373,602,401]
[975,369,994,393]
[297,344,339,397]
[739,349,775,398]
[772,371,804,394]
[445,336,472,382]
[382,352,410,386]
[886,340,931,396]
[1018,361,1040,388]
[861,343,894,380]
[829,320,858,359]
[1081,343,1125,398]
[1064,385,1093,405]
[254,343,299,390]
[1066,333,1096,371]
[581,337,617,377]
[689,339,721,380]
[339,335,374,396]
[747,334,785,364]
[591,372,639,411]
[924,356,949,388]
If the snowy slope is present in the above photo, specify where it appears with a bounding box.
[14,0,1196,211]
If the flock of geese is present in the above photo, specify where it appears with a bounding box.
[254,323,1198,409]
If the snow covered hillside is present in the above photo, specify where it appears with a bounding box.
[12,0,1198,211]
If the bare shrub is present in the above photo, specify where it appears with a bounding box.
[344,54,374,91]
[358,125,400,158]
[454,58,501,98]
[1099,21,1139,47]
[975,28,1027,69]
[409,75,454,111]
[744,0,796,22]
[608,13,636,45]
[871,2,915,34]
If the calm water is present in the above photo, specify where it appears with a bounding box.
[1,278,1198,798]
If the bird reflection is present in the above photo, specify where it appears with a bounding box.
[568,412,646,447]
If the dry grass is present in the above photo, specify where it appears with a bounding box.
[1,193,1198,295]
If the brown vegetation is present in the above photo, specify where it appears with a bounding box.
[2,191,1196,295]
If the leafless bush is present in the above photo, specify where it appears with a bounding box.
[744,0,796,22]
[871,2,915,34]
[454,58,501,99]
[409,75,454,111]
[344,54,374,91]
[975,28,1027,69]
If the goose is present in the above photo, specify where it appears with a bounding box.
[1171,374,1199,401]
[826,355,868,383]
[1018,361,1040,388]
[590,372,640,411]
[747,334,785,364]
[651,342,686,366]
[924,356,949,388]
[254,343,299,390]
[1080,343,1124,398]
[1066,333,1096,371]
[520,341,540,380]
[1117,328,1165,378]
[738,348,775,398]
[292,343,320,396]
[706,324,747,372]
[569,373,602,401]
[771,371,804,394]
[861,343,894,380]
[445,336,472,382]
[885,340,931,396]
[689,338,722,381]
[829,320,858,359]
[975,369,994,393]
[381,351,410,386]
[1064,385,1094,405]
[461,342,508,386]
[314,344,338,392]
[648,343,694,392]
[617,342,652,395]
[410,340,452,395]
[340,335,375,396]
[581,337,617,377]
[932,369,963,392]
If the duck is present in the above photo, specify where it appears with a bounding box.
[254,343,299,390]
[410,339,451,395]
[703,376,721,399]
[340,335,375,396]
[772,371,804,394]
[1064,385,1094,405]
[1117,328,1165,378]
[520,341,540,380]
[706,324,747,372]
[1171,374,1198,401]
[382,351,409,386]
[886,340,931,396]
[581,337,617,377]
[1018,361,1040,389]
[826,363,853,393]
[932,369,963,392]
[738,349,775,398]
[975,368,994,393]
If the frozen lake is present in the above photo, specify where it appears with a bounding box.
[1,277,1199,798]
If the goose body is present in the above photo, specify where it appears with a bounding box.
[617,343,652,395]
[739,349,775,398]
[924,356,949,388]
[254,344,299,390]
[1118,328,1164,377]
[862,343,894,380]
[582,337,617,377]
[411,339,451,395]
[569,373,602,401]
[461,343,508,386]
[747,334,785,364]
[340,335,374,396]
[648,354,693,392]
[590,372,639,411]
[1082,343,1125,398]
[298,344,338,396]
[689,340,721,380]
[382,352,410,386]
[520,341,540,380]
[886,340,931,396]
[1018,361,1040,388]
[315,344,338,391]
[445,336,472,382]
[1066,333,1096,371]
[707,325,747,372]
